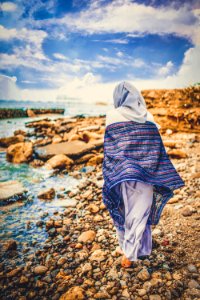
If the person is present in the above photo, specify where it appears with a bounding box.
[102,81,185,268]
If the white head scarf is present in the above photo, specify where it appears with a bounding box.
[113,81,161,129]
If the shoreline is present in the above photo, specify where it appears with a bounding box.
[0,87,200,299]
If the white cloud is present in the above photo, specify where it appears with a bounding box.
[158,61,174,76]
[0,75,21,100]
[1,44,198,102]
[60,0,200,45]
[116,51,123,57]
[53,53,67,60]
[0,25,47,43]
[0,2,17,12]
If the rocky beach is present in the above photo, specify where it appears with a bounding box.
[0,86,199,300]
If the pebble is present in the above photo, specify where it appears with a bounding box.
[188,279,200,289]
[78,230,96,243]
[33,265,48,275]
[137,268,150,281]
[187,264,197,273]
[89,249,106,262]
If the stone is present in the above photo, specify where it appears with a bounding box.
[57,257,67,266]
[152,228,162,236]
[52,135,62,144]
[7,267,21,277]
[7,142,33,163]
[94,291,111,299]
[3,239,17,251]
[0,180,26,203]
[87,154,104,166]
[188,279,200,289]
[88,204,99,213]
[93,215,103,222]
[59,286,85,300]
[149,295,161,300]
[78,230,96,243]
[164,141,176,148]
[167,149,188,159]
[45,154,73,170]
[35,140,96,159]
[54,199,77,207]
[78,125,100,132]
[38,188,55,200]
[75,154,95,164]
[187,264,197,273]
[33,265,48,275]
[81,263,92,274]
[182,205,195,217]
[89,249,106,262]
[137,268,150,281]
[27,109,36,117]
[0,135,25,147]
[137,289,147,296]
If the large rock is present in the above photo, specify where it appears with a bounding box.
[7,142,33,163]
[0,135,25,147]
[35,140,95,159]
[60,286,85,300]
[0,180,27,204]
[45,154,73,170]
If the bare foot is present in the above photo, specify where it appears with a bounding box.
[116,246,124,255]
[121,255,132,268]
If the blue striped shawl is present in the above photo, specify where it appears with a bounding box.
[102,121,185,229]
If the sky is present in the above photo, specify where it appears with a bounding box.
[0,0,199,102]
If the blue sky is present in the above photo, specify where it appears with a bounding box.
[0,0,199,101]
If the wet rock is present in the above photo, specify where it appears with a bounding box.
[38,188,56,200]
[33,265,48,275]
[0,180,26,203]
[78,230,96,243]
[7,142,33,163]
[45,154,73,170]
[30,159,44,168]
[59,286,85,300]
[137,268,150,281]
[89,249,106,262]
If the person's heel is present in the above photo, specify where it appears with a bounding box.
[121,255,132,268]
